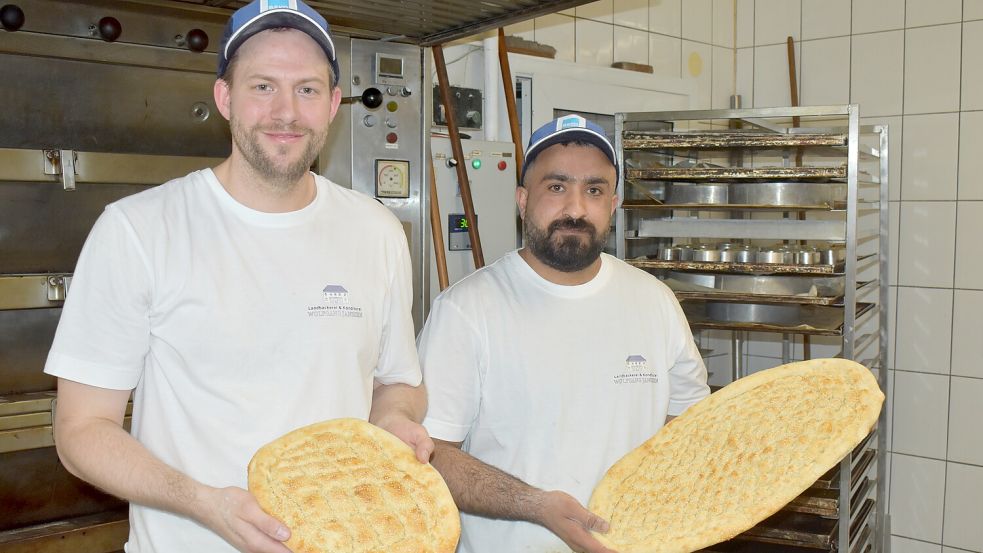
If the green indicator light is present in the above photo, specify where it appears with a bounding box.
[471,158,482,169]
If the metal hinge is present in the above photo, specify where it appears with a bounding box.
[43,149,78,191]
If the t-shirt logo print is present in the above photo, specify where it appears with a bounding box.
[307,283,363,318]
[613,354,659,384]
[322,284,350,305]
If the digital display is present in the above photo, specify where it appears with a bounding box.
[448,214,475,233]
[377,56,404,78]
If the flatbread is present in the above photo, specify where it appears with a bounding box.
[588,358,884,553]
[247,418,460,553]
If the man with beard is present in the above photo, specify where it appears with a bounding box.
[418,115,710,553]
[43,2,430,552]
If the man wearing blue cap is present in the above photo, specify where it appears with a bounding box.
[419,115,710,553]
[44,1,430,552]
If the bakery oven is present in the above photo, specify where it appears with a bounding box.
[0,0,590,550]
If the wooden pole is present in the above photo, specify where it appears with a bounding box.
[428,157,450,291]
[498,27,524,186]
[432,44,485,269]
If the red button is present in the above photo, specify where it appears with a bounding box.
[386,132,398,144]
[497,160,508,171]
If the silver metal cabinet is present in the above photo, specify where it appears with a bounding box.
[613,105,889,553]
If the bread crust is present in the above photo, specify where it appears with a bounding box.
[588,358,884,553]
[248,418,460,553]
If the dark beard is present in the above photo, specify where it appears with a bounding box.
[230,117,326,190]
[524,216,608,272]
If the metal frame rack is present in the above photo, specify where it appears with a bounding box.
[613,105,889,553]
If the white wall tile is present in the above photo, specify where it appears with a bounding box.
[898,202,957,288]
[800,37,850,106]
[613,26,649,65]
[682,40,712,109]
[753,0,800,45]
[941,549,969,553]
[649,0,682,37]
[853,0,905,34]
[895,287,953,374]
[712,46,735,109]
[802,0,851,40]
[745,332,781,358]
[682,0,712,43]
[753,43,798,108]
[963,21,983,111]
[711,0,734,47]
[959,111,983,200]
[948,376,983,465]
[891,536,943,553]
[746,354,782,373]
[735,47,753,106]
[575,18,614,67]
[951,290,983,378]
[883,368,895,453]
[967,0,983,21]
[904,24,962,114]
[890,453,946,542]
[892,369,950,457]
[901,113,959,201]
[504,19,535,42]
[577,0,613,23]
[851,30,905,117]
[854,0,905,33]
[649,33,682,78]
[888,286,898,368]
[613,0,648,31]
[861,115,902,201]
[736,0,754,47]
[535,14,576,62]
[943,463,983,551]
[907,0,963,27]
[889,204,901,285]
[955,201,983,289]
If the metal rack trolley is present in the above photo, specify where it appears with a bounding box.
[613,105,889,553]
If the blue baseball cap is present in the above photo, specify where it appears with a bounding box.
[217,0,340,84]
[520,115,618,186]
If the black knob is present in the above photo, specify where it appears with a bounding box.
[186,28,208,52]
[360,87,383,109]
[1,4,25,31]
[98,16,121,42]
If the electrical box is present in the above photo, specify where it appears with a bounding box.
[432,86,483,129]
[429,138,518,301]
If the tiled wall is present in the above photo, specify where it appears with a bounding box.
[734,1,983,552]
[504,0,739,110]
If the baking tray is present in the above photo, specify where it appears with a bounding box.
[680,303,875,336]
[736,498,874,550]
[811,449,877,491]
[621,199,843,211]
[663,272,848,306]
[622,131,848,150]
[630,259,843,275]
[784,475,872,519]
[627,166,847,182]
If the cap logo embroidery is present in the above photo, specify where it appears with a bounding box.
[261,0,295,10]
[557,115,587,131]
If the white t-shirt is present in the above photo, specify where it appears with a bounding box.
[44,169,421,553]
[419,251,709,553]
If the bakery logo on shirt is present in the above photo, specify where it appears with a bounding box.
[307,284,363,318]
[613,355,659,384]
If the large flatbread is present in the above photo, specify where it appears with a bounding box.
[247,418,460,553]
[588,358,884,553]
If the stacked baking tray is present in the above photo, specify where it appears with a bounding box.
[613,106,889,553]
